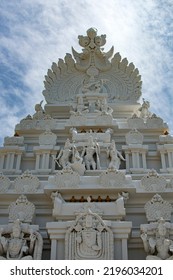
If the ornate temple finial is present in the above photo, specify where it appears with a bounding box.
[72,28,114,72]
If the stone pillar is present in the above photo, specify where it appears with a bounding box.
[124,151,130,172]
[158,144,173,173]
[111,221,132,260]
[0,147,24,174]
[16,153,22,170]
[34,146,60,174]
[6,153,11,169]
[0,154,5,169]
[46,221,68,260]
[50,239,58,260]
[35,153,40,170]
[122,144,148,173]
[141,151,147,169]
[121,238,128,259]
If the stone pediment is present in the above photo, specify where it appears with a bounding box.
[42,28,142,104]
[4,136,24,146]
[14,170,40,193]
[99,169,126,188]
[140,169,167,192]
[125,129,143,145]
[48,167,80,189]
[159,134,173,143]
[39,128,57,146]
[144,194,172,222]
[8,195,35,223]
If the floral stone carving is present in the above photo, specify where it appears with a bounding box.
[144,194,172,222]
[48,167,80,188]
[0,219,43,260]
[0,173,11,193]
[65,208,113,259]
[140,169,167,192]
[8,195,35,223]
[14,170,40,193]
[140,218,173,260]
[99,168,126,188]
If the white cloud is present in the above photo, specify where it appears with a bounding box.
[0,0,173,145]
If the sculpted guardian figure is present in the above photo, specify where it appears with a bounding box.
[0,219,43,260]
[107,140,125,170]
[54,139,75,168]
[81,136,100,170]
[141,217,173,260]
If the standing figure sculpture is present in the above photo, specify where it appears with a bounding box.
[141,217,173,260]
[107,140,125,170]
[81,136,100,170]
[54,139,75,168]
[138,98,151,120]
[0,219,42,260]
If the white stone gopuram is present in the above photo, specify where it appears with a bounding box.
[0,27,173,260]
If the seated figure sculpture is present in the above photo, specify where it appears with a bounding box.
[96,98,113,116]
[70,96,89,116]
[81,136,100,170]
[107,140,125,170]
[141,217,173,260]
[33,100,45,120]
[0,219,42,260]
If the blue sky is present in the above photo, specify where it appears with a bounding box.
[0,0,173,145]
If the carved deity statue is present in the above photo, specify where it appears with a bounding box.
[53,139,74,168]
[138,98,151,120]
[141,218,173,260]
[96,98,113,115]
[65,208,113,259]
[33,100,45,119]
[81,136,100,170]
[53,138,85,175]
[70,96,89,116]
[107,140,125,170]
[76,215,102,257]
[82,78,105,94]
[0,219,43,260]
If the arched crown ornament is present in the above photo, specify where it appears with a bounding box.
[43,28,142,104]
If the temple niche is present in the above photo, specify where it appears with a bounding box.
[0,27,173,260]
[65,208,113,260]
